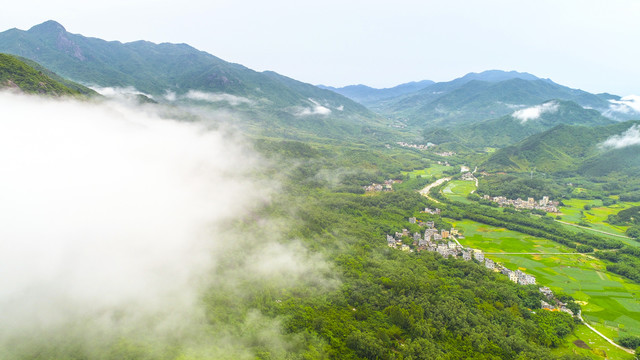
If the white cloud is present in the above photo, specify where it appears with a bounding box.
[163,90,177,101]
[512,101,559,123]
[184,90,253,105]
[90,85,153,99]
[600,124,640,149]
[0,92,328,358]
[293,98,332,116]
[606,95,640,114]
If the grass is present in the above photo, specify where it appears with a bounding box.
[553,324,635,359]
[442,180,477,204]
[559,199,640,236]
[448,218,640,349]
[402,164,450,179]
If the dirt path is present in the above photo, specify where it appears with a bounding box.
[576,312,635,355]
[419,177,451,203]
[555,220,633,239]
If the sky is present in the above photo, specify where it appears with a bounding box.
[1,0,639,95]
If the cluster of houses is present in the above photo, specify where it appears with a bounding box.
[396,142,435,150]
[386,220,464,257]
[461,172,476,181]
[483,195,559,213]
[363,179,402,192]
[422,207,441,215]
[500,267,536,285]
[540,286,575,315]
[386,218,537,287]
[386,218,579,317]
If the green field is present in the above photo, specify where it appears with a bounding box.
[559,199,640,236]
[554,325,635,359]
[448,218,640,357]
[402,164,450,179]
[442,180,477,203]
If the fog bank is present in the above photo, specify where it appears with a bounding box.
[0,92,326,358]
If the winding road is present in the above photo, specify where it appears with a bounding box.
[418,177,451,203]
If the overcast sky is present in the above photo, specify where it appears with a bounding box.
[2,0,639,95]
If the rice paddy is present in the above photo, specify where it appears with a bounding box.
[448,218,640,358]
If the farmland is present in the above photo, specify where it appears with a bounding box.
[442,180,477,204]
[447,218,640,355]
[559,198,640,236]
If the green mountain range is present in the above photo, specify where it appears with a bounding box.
[483,120,640,175]
[317,80,435,107]
[425,100,615,148]
[0,21,390,141]
[323,70,622,130]
[0,21,372,115]
[0,53,96,96]
[384,76,612,128]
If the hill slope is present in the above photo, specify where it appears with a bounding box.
[425,100,615,148]
[0,53,96,96]
[483,121,640,175]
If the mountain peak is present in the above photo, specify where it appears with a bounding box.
[28,20,66,34]
[459,70,539,83]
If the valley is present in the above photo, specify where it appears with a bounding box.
[1,17,639,360]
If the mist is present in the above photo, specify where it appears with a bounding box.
[512,101,559,123]
[600,123,640,149]
[0,92,330,358]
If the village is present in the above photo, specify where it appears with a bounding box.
[483,195,559,213]
[363,179,402,192]
[386,216,575,315]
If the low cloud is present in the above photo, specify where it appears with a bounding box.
[0,92,329,358]
[90,85,154,100]
[293,98,332,116]
[606,95,640,115]
[184,90,253,106]
[600,124,640,149]
[512,101,559,123]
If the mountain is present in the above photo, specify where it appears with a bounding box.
[425,100,615,148]
[0,21,387,141]
[483,120,640,175]
[0,53,96,96]
[317,80,434,107]
[357,70,615,129]
[0,21,372,112]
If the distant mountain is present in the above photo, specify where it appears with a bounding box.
[426,100,615,148]
[0,53,96,96]
[317,80,434,107]
[346,70,615,129]
[483,121,640,175]
[0,21,373,113]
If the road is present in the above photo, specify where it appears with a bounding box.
[419,177,451,203]
[576,312,635,355]
[555,220,632,239]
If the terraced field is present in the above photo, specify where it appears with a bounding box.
[448,218,640,358]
